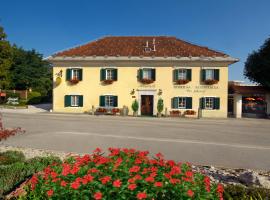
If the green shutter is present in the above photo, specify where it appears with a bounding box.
[201,69,206,81]
[113,96,118,107]
[151,69,156,81]
[138,69,143,80]
[100,69,106,81]
[200,98,205,109]
[171,97,178,109]
[186,97,192,109]
[214,98,220,109]
[78,95,83,107]
[64,95,71,107]
[66,69,71,81]
[187,69,192,81]
[99,96,105,107]
[214,69,220,81]
[113,69,118,81]
[173,69,178,82]
[78,69,83,81]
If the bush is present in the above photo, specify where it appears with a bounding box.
[0,155,61,198]
[6,91,20,99]
[27,91,42,105]
[224,185,270,200]
[157,98,164,113]
[24,148,224,199]
[132,100,139,112]
[0,150,25,165]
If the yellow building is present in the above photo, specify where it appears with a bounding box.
[47,36,238,118]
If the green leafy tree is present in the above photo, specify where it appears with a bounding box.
[0,25,12,89]
[10,46,52,97]
[244,37,270,88]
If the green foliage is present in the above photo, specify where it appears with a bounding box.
[0,150,25,165]
[244,37,270,88]
[6,91,20,98]
[131,99,139,112]
[224,185,270,200]
[157,98,164,113]
[0,153,61,198]
[27,91,42,105]
[0,25,13,89]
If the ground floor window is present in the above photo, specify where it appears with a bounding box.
[201,97,220,110]
[205,97,214,109]
[64,95,83,107]
[172,97,192,109]
[100,95,118,107]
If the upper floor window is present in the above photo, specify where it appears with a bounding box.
[100,68,117,84]
[202,69,219,85]
[138,68,156,84]
[205,69,214,80]
[173,69,191,84]
[66,68,82,84]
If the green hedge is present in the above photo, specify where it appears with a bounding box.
[0,151,25,165]
[27,91,42,105]
[0,153,61,198]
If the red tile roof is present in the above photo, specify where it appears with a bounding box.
[54,36,228,57]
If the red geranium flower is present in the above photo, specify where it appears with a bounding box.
[187,189,194,197]
[60,180,67,187]
[128,183,137,190]
[129,166,140,173]
[100,176,111,184]
[137,192,147,199]
[71,181,80,189]
[113,179,122,188]
[145,176,155,183]
[154,182,163,187]
[94,192,103,200]
[47,189,54,197]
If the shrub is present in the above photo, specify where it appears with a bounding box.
[157,98,164,114]
[24,148,224,199]
[6,91,20,98]
[132,100,139,113]
[0,155,61,198]
[0,150,25,165]
[27,91,42,105]
[224,185,270,200]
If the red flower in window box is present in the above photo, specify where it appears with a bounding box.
[140,78,154,84]
[96,108,107,113]
[175,79,190,85]
[112,108,120,114]
[69,78,79,84]
[204,79,218,85]
[184,110,196,115]
[170,110,181,117]
[103,79,114,84]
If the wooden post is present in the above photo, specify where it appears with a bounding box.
[0,113,3,130]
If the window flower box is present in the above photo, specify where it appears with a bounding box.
[112,108,120,115]
[69,78,79,84]
[175,79,190,85]
[204,79,218,85]
[170,110,181,117]
[184,110,197,118]
[140,78,154,84]
[102,79,114,84]
[95,107,107,115]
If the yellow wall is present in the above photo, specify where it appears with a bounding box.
[53,65,228,118]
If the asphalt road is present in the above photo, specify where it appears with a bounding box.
[1,112,270,170]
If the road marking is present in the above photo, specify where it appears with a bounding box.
[54,131,270,150]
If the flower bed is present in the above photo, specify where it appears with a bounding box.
[175,79,190,85]
[24,148,224,199]
[140,78,154,84]
[204,79,218,85]
[170,110,181,117]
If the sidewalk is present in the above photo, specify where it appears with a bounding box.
[0,103,51,114]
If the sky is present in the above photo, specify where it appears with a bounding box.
[1,0,270,82]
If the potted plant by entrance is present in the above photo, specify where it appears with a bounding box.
[131,99,139,116]
[157,98,164,117]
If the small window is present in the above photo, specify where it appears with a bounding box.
[142,69,152,79]
[205,97,214,109]
[71,69,80,80]
[205,69,214,80]
[105,96,114,107]
[71,96,79,107]
[178,69,187,80]
[106,69,114,80]
[178,97,186,109]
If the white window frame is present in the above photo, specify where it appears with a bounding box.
[178,69,187,80]
[178,97,186,109]
[105,69,114,80]
[142,68,152,79]
[71,69,80,80]
[205,69,214,80]
[205,97,214,110]
[105,95,114,107]
[71,95,79,107]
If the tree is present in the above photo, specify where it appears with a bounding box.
[244,37,270,88]
[9,46,52,97]
[0,25,12,89]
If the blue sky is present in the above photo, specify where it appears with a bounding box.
[1,0,270,81]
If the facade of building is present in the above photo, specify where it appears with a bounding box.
[47,36,238,118]
[228,81,270,118]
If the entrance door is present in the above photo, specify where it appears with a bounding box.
[141,95,153,116]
